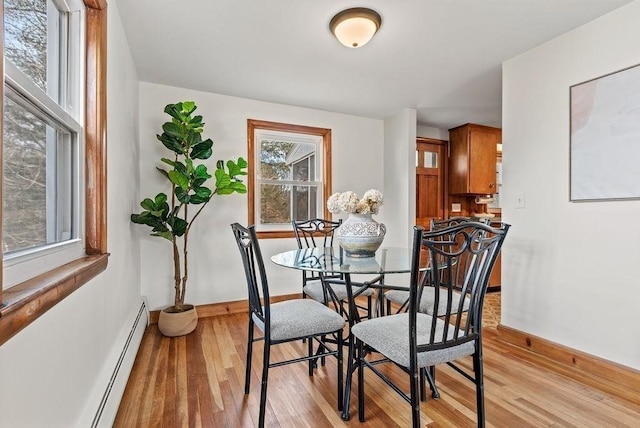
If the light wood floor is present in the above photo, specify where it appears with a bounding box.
[115,295,640,427]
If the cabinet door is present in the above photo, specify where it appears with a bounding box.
[468,129,497,194]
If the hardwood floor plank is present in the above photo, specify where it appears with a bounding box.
[114,296,640,427]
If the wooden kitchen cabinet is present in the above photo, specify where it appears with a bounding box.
[448,123,501,195]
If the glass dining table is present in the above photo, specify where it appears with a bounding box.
[271,246,427,420]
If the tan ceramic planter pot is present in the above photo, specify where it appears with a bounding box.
[158,304,198,337]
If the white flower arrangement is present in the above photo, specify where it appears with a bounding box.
[327,189,383,215]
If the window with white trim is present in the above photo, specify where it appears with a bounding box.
[2,0,85,288]
[248,120,332,237]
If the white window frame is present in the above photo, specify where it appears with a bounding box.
[2,0,85,289]
[253,129,324,232]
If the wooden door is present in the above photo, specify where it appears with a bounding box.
[416,139,446,228]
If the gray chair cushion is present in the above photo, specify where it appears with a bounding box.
[351,313,475,368]
[303,279,374,303]
[252,299,345,342]
[385,287,470,316]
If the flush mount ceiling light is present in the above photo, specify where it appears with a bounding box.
[330,7,382,48]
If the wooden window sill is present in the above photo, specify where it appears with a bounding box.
[0,253,109,346]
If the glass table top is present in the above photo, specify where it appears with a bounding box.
[271,247,423,275]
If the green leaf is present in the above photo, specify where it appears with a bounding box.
[140,198,155,211]
[168,170,189,190]
[229,181,247,193]
[190,186,212,204]
[152,230,174,241]
[162,122,183,139]
[194,164,211,179]
[191,139,213,160]
[156,167,169,179]
[227,158,249,177]
[157,133,185,154]
[215,169,232,188]
[217,187,234,195]
[155,193,167,206]
[163,103,181,120]
[185,158,194,174]
[174,161,187,175]
[182,101,196,115]
[175,187,190,204]
[190,115,203,126]
[160,158,175,167]
[171,217,188,236]
[131,213,149,224]
[192,178,206,188]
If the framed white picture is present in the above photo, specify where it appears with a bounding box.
[570,63,640,201]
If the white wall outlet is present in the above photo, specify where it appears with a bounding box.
[452,203,462,212]
[515,193,526,209]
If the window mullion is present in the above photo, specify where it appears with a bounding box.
[5,61,81,133]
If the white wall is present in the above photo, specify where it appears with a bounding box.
[137,82,385,309]
[0,2,143,425]
[502,0,640,369]
[417,125,448,141]
[383,109,417,249]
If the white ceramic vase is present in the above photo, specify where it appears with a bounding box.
[336,213,386,258]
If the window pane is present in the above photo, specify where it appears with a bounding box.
[260,184,291,224]
[259,140,316,182]
[4,0,56,94]
[260,140,292,180]
[293,186,309,221]
[424,151,437,168]
[292,158,309,181]
[2,97,72,253]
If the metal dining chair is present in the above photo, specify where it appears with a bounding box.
[351,221,510,428]
[231,223,346,428]
[384,217,481,316]
[292,218,373,319]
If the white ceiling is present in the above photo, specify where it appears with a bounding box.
[115,0,631,130]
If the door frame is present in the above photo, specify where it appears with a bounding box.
[416,137,449,226]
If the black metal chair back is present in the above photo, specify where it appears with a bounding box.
[292,218,341,248]
[231,223,270,333]
[409,221,509,356]
[292,218,343,285]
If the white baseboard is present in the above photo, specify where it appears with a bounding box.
[78,299,148,427]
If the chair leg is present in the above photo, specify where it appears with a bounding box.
[245,319,255,394]
[409,364,421,428]
[308,337,314,376]
[357,340,366,422]
[259,340,271,428]
[337,329,344,411]
[473,351,486,428]
[367,295,373,319]
[419,368,426,402]
[425,366,440,399]
[320,334,326,366]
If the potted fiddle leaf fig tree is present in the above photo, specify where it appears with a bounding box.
[131,101,247,337]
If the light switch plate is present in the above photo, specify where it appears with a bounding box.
[515,193,525,209]
[452,203,462,212]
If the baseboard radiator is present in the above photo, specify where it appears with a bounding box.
[86,300,148,427]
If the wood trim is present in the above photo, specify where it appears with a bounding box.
[0,254,109,346]
[85,6,108,254]
[0,2,4,305]
[148,293,302,324]
[83,0,107,10]
[496,324,640,402]
[0,2,109,342]
[247,119,332,238]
